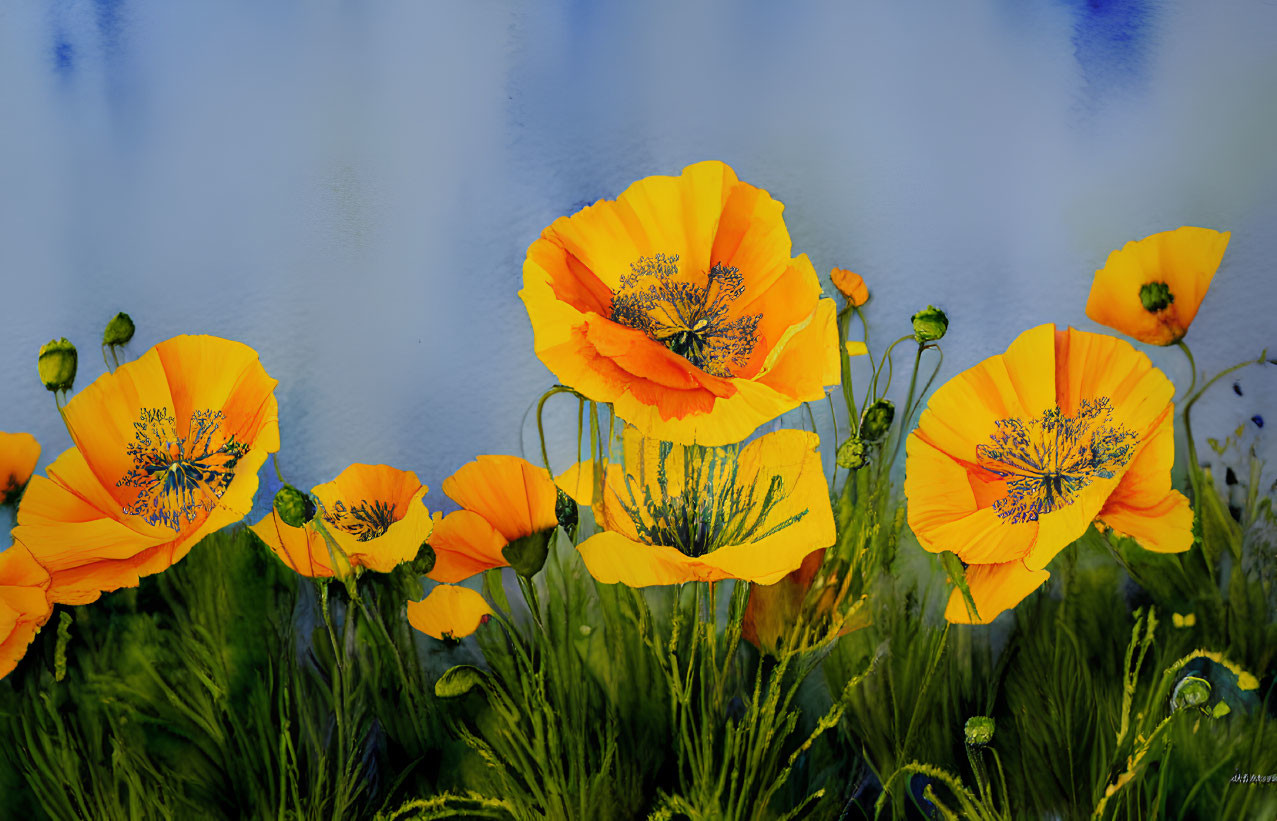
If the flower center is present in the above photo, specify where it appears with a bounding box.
[976,397,1137,524]
[325,499,398,542]
[118,408,248,530]
[609,253,761,377]
[1139,281,1175,312]
[618,441,805,558]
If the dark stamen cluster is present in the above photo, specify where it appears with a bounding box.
[610,253,760,377]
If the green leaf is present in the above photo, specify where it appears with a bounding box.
[435,665,488,699]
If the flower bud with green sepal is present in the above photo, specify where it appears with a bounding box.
[860,399,895,442]
[502,528,553,578]
[103,312,136,347]
[836,437,868,470]
[964,715,995,746]
[38,338,77,393]
[273,484,316,528]
[911,305,948,343]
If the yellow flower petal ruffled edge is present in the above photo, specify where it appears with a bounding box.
[905,324,1193,624]
[406,584,494,640]
[1085,227,1229,346]
[557,428,834,587]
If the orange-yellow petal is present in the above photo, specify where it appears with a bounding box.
[830,268,869,306]
[250,510,345,578]
[427,510,510,583]
[944,561,1051,625]
[1085,227,1229,346]
[0,544,54,679]
[441,455,558,544]
[1,432,40,505]
[406,584,493,640]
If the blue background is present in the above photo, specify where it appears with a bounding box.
[2,1,1274,526]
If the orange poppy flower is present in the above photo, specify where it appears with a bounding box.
[830,268,868,307]
[905,324,1193,624]
[427,455,559,583]
[13,335,280,605]
[742,547,824,654]
[0,544,53,680]
[557,427,833,587]
[405,584,494,640]
[251,464,432,578]
[520,161,840,446]
[1085,227,1230,346]
[1,432,40,505]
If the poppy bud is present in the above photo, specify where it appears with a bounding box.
[102,312,136,347]
[836,437,868,470]
[38,338,78,393]
[1139,281,1174,312]
[555,488,578,530]
[964,715,995,746]
[1171,675,1211,710]
[830,268,869,307]
[860,399,895,442]
[911,305,948,343]
[273,484,315,527]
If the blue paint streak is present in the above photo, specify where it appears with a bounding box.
[93,0,126,56]
[1061,0,1155,95]
[52,35,74,76]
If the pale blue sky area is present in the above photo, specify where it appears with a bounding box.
[1,1,1275,523]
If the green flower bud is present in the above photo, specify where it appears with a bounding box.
[836,437,868,470]
[38,338,78,393]
[911,305,949,343]
[964,715,995,746]
[102,312,136,347]
[555,488,578,530]
[859,399,895,442]
[1139,281,1174,312]
[502,528,552,578]
[411,542,437,575]
[1172,675,1211,710]
[273,484,315,527]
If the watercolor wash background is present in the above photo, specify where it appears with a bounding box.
[1,0,1275,527]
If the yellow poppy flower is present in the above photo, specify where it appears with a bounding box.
[405,584,494,640]
[0,544,53,680]
[830,268,869,307]
[558,427,834,586]
[1085,227,1230,346]
[250,464,431,578]
[905,324,1193,624]
[14,336,279,605]
[1,432,40,505]
[520,161,840,446]
[428,455,559,582]
[311,464,433,574]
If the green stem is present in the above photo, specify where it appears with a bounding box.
[838,307,860,430]
[536,385,578,473]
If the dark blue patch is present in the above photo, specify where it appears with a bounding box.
[1253,415,1264,429]
[1060,0,1155,101]
[52,35,74,75]
[93,0,126,54]
[1233,381,1243,396]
